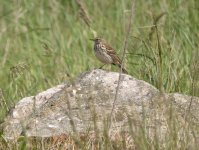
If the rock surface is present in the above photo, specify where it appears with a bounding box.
[1,69,199,143]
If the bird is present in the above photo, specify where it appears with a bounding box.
[90,37,128,74]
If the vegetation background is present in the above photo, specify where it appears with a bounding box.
[0,0,198,149]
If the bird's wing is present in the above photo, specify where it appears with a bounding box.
[102,41,122,65]
[110,54,122,65]
[104,42,122,64]
[103,41,128,73]
[104,42,117,55]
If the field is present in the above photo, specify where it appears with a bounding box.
[0,0,199,149]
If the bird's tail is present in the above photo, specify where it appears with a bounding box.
[121,67,128,74]
[118,64,128,74]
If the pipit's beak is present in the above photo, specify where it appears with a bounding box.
[90,38,95,41]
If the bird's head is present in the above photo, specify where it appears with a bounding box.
[90,37,103,44]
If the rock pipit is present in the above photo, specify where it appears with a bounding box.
[90,37,128,74]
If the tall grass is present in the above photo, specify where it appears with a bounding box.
[0,0,199,149]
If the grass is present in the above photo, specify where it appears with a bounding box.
[0,0,199,149]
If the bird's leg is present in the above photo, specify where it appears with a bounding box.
[99,64,106,69]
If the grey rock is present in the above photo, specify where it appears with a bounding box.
[1,69,199,143]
